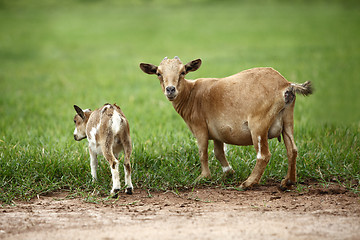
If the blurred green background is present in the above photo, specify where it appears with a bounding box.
[0,0,359,202]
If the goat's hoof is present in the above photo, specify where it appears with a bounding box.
[194,174,211,184]
[239,180,258,190]
[222,169,235,179]
[111,189,120,198]
[279,179,296,191]
[238,184,251,191]
[125,187,133,195]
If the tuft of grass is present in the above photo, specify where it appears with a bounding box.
[1,0,359,204]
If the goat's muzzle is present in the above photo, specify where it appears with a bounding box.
[165,86,177,101]
[74,135,86,141]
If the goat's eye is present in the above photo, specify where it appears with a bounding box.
[156,72,161,77]
[74,120,76,124]
[180,71,186,76]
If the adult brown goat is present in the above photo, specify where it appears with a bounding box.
[140,57,312,190]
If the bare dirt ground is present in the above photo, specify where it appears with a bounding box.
[1,183,359,240]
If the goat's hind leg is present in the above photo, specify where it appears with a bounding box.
[102,141,121,196]
[240,130,271,189]
[122,139,133,195]
[108,155,121,196]
[280,123,298,190]
[279,103,298,190]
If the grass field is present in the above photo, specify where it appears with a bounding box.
[0,0,359,203]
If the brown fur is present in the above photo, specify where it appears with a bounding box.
[140,57,313,190]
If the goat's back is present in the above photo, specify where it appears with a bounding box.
[192,68,290,118]
[86,104,129,143]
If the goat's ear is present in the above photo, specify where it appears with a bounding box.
[185,59,202,73]
[74,105,85,119]
[140,63,158,75]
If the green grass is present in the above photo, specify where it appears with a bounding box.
[1,0,359,204]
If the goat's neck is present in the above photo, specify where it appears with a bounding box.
[84,111,93,124]
[172,79,196,121]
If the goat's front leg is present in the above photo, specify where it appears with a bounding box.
[195,135,211,181]
[213,140,234,177]
[89,147,98,182]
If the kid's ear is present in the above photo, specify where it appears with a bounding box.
[140,63,158,75]
[74,105,85,119]
[185,58,202,73]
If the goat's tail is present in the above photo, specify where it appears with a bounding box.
[291,81,313,96]
[284,81,313,104]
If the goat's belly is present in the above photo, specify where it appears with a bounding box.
[208,116,283,145]
[208,122,253,146]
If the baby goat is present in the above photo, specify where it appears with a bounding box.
[73,103,133,195]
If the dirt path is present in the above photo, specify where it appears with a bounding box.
[1,183,359,240]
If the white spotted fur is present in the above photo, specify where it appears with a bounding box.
[73,104,133,195]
